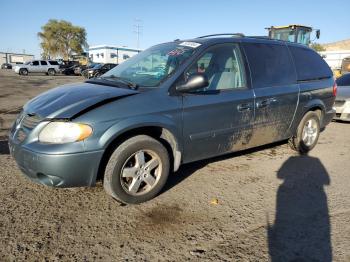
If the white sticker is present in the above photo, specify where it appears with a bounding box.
[179,42,202,48]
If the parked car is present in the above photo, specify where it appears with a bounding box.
[82,63,117,79]
[1,63,12,69]
[58,60,79,71]
[9,35,336,204]
[334,73,350,121]
[61,65,80,76]
[14,60,60,76]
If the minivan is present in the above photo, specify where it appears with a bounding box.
[9,34,336,204]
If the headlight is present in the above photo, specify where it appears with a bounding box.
[39,122,93,144]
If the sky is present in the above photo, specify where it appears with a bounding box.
[1,0,350,58]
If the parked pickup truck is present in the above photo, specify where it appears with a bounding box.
[9,34,336,204]
[14,60,60,76]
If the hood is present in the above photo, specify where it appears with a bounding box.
[336,86,350,101]
[23,82,138,119]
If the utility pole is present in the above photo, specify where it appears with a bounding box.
[133,19,143,49]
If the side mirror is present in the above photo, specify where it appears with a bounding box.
[176,74,209,92]
[316,29,320,39]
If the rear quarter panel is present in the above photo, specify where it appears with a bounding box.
[291,78,335,132]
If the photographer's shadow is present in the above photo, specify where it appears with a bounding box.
[268,154,332,262]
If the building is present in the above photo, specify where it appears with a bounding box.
[88,45,141,64]
[0,52,34,65]
[319,50,350,70]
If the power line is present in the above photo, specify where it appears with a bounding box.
[133,19,143,49]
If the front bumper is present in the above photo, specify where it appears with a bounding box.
[8,138,104,188]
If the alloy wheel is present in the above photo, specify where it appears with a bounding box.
[120,150,162,196]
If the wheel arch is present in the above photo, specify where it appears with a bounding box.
[291,99,325,135]
[96,122,182,182]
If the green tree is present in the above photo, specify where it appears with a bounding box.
[310,43,326,52]
[38,19,87,60]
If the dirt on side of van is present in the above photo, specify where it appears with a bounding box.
[0,69,350,261]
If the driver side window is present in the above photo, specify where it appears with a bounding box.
[185,43,247,91]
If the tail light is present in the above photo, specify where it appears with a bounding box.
[333,80,337,97]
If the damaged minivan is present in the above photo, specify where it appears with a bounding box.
[9,34,336,204]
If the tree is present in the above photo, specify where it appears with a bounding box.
[38,19,87,60]
[310,43,326,52]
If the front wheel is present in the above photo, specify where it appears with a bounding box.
[289,111,320,154]
[103,135,170,204]
[19,68,28,76]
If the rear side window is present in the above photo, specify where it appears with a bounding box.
[40,61,47,65]
[243,43,295,88]
[48,61,59,65]
[289,46,332,81]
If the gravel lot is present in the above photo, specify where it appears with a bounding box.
[0,69,349,261]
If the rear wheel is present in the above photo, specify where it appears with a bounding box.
[103,135,170,204]
[47,68,56,76]
[289,111,320,154]
[19,68,28,76]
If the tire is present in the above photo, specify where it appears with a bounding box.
[288,111,320,154]
[19,68,28,76]
[103,135,170,204]
[47,68,56,76]
[94,72,101,78]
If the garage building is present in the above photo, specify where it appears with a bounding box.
[0,52,34,65]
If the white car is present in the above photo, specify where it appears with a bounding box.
[14,60,60,76]
[334,74,350,122]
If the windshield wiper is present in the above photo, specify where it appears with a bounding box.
[100,75,139,90]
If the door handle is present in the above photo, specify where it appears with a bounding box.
[237,103,252,112]
[256,100,270,109]
[256,98,277,109]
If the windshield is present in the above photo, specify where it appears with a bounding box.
[297,29,311,45]
[102,42,198,87]
[271,29,295,42]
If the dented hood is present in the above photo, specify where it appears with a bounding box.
[23,82,138,119]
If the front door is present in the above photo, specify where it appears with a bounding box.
[30,60,40,73]
[181,43,255,163]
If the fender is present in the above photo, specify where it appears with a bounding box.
[99,114,183,171]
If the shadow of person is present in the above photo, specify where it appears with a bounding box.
[268,154,332,262]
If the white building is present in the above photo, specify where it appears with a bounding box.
[88,45,141,64]
[0,52,34,65]
[319,50,350,70]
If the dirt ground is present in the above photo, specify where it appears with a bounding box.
[0,69,349,261]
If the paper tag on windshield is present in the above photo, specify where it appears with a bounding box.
[179,42,201,48]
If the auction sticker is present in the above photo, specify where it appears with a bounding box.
[179,42,201,48]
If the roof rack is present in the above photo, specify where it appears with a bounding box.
[196,33,245,39]
[247,35,290,43]
[247,36,270,40]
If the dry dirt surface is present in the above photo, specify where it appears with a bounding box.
[0,69,350,261]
